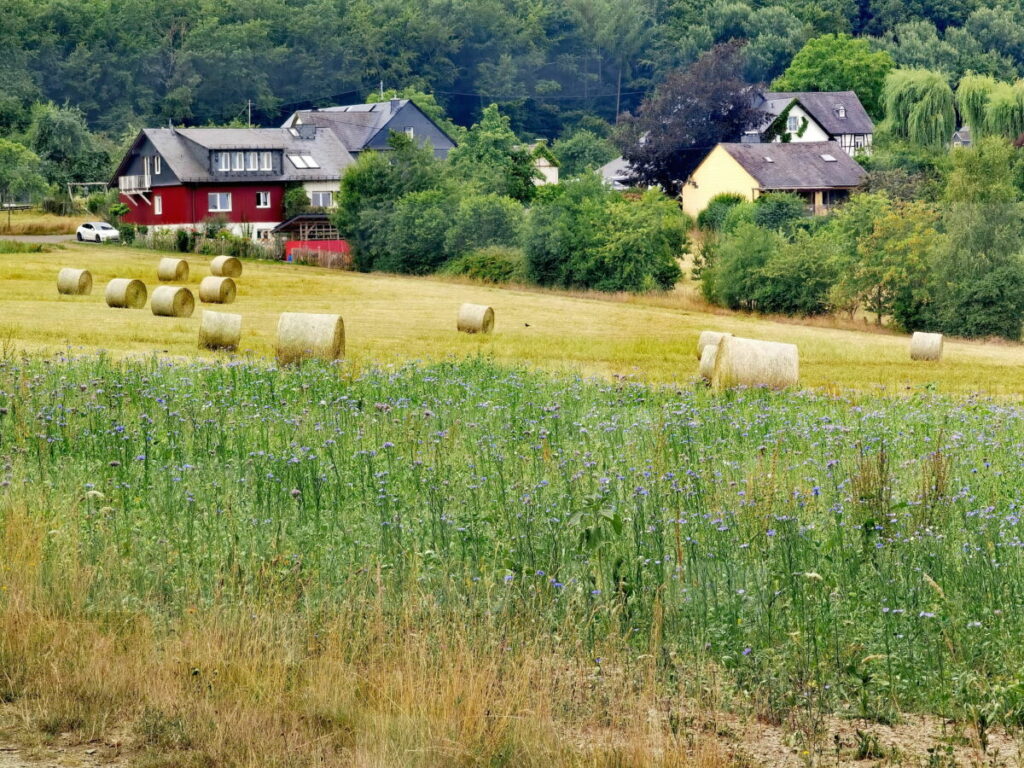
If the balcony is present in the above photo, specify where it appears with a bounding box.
[119,174,151,193]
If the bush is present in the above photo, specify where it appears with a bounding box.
[753,192,806,232]
[755,231,840,315]
[445,193,524,256]
[175,228,196,253]
[440,246,528,284]
[697,193,746,231]
[374,188,459,274]
[703,222,783,310]
[283,186,311,219]
[119,222,136,245]
[203,215,228,239]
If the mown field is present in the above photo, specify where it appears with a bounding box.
[4,242,1024,393]
[4,244,1024,766]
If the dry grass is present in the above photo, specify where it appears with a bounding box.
[0,210,86,235]
[3,243,1024,393]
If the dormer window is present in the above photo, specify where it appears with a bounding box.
[217,153,230,171]
[232,152,244,171]
[835,104,847,119]
[246,152,258,170]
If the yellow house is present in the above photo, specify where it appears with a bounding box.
[681,141,865,219]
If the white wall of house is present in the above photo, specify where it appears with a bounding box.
[534,160,558,185]
[302,181,339,208]
[769,105,830,144]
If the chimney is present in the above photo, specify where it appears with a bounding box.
[390,98,401,114]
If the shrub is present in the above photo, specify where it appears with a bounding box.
[755,231,840,315]
[697,193,746,231]
[753,192,806,232]
[445,194,524,256]
[119,222,136,245]
[703,221,783,310]
[440,246,528,284]
[203,215,228,239]
[375,188,459,274]
[524,177,608,287]
[283,185,311,219]
[175,228,195,253]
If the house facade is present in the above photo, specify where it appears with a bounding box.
[111,126,353,240]
[681,141,866,219]
[757,91,874,156]
[282,99,457,159]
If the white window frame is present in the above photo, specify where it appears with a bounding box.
[217,152,230,171]
[154,195,162,215]
[404,126,415,138]
[310,191,333,208]
[786,115,799,133]
[256,191,271,209]
[154,155,161,175]
[260,151,272,171]
[246,151,258,171]
[208,192,232,212]
[232,152,244,171]
[143,156,151,176]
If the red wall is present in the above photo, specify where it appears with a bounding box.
[121,184,285,227]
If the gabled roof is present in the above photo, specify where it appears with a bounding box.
[597,156,632,183]
[110,126,354,185]
[718,141,865,189]
[762,91,873,136]
[283,99,457,153]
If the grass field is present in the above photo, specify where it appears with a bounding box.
[0,210,86,235]
[4,243,1024,394]
[5,243,1024,767]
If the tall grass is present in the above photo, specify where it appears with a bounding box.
[0,210,85,235]
[3,354,1024,760]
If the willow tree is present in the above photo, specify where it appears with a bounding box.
[983,81,1024,139]
[883,69,955,148]
[956,74,997,139]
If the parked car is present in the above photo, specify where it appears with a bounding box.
[76,222,120,242]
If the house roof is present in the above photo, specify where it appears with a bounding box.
[283,99,458,153]
[112,126,354,184]
[762,91,873,136]
[597,156,632,183]
[718,141,865,189]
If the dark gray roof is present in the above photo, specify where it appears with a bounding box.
[762,91,873,136]
[138,127,353,183]
[720,141,865,189]
[284,100,408,150]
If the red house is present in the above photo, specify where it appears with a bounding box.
[110,125,353,241]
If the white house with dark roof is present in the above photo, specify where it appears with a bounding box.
[755,91,874,156]
[681,141,866,218]
[282,98,457,159]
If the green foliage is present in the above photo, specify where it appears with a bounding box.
[448,104,539,202]
[697,192,746,231]
[524,177,609,288]
[551,130,618,177]
[283,185,311,220]
[0,138,47,229]
[772,34,894,119]
[440,246,529,284]
[24,102,112,186]
[374,188,460,275]
[755,230,840,315]
[753,192,806,232]
[703,222,784,310]
[956,74,997,139]
[444,194,524,256]
[883,69,955,149]
[983,81,1024,139]
[365,88,465,142]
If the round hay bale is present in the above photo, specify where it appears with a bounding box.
[156,257,189,282]
[104,278,147,309]
[57,268,92,296]
[711,335,799,390]
[696,330,731,359]
[199,310,241,351]
[910,331,943,361]
[210,255,242,278]
[277,312,344,365]
[698,343,718,381]
[198,275,237,304]
[457,303,494,334]
[151,285,195,318]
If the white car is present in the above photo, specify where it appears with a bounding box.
[76,222,120,243]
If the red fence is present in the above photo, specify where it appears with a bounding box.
[284,240,353,270]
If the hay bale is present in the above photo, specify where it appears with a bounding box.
[457,303,494,334]
[57,268,92,296]
[151,285,195,318]
[276,312,344,365]
[910,331,943,361]
[210,255,242,278]
[711,335,799,390]
[698,343,718,381]
[199,310,241,351]
[157,257,189,282]
[198,276,237,304]
[696,330,731,359]
[104,278,147,309]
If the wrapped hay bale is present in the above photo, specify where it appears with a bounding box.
[210,255,242,278]
[276,312,344,365]
[157,257,189,282]
[57,268,92,296]
[105,278,147,309]
[711,335,799,390]
[457,303,494,334]
[696,330,731,359]
[199,310,241,351]
[151,285,195,318]
[698,344,718,381]
[910,331,943,361]
[199,276,236,304]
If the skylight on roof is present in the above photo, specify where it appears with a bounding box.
[287,154,320,169]
[763,156,774,162]
[821,153,838,162]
